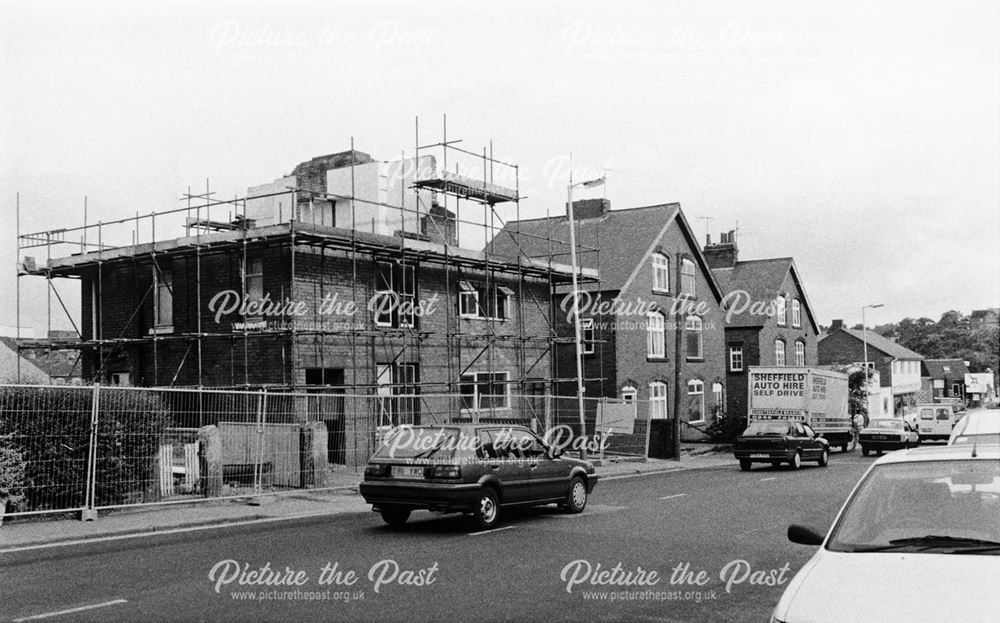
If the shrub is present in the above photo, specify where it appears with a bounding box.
[0,386,172,511]
[704,407,746,443]
[0,432,27,511]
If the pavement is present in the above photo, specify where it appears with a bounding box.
[0,444,735,551]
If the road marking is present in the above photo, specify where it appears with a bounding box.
[13,599,128,622]
[760,477,777,482]
[468,525,517,536]
[659,493,687,500]
[0,511,339,555]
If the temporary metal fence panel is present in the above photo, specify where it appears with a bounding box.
[1,384,658,521]
[0,384,94,517]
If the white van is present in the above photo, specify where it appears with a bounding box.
[915,403,956,442]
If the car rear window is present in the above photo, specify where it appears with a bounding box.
[870,419,903,430]
[744,421,791,435]
[373,427,471,460]
[920,408,934,420]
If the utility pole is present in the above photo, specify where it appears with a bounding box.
[672,251,684,461]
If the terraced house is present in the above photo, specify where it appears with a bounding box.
[702,231,821,424]
[493,199,727,454]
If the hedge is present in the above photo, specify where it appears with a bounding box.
[0,386,171,512]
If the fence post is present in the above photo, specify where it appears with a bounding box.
[81,383,100,521]
[198,425,223,497]
[252,389,267,501]
[642,401,652,462]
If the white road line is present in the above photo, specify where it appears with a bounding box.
[13,599,128,622]
[468,525,517,536]
[760,477,777,482]
[659,493,687,500]
[0,511,337,555]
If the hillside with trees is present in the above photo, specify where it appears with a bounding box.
[848,310,999,373]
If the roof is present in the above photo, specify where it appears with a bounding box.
[41,222,597,283]
[970,308,999,319]
[712,258,820,333]
[821,328,925,360]
[875,444,999,465]
[922,359,970,380]
[0,338,49,383]
[488,203,725,301]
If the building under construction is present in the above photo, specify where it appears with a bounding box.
[15,122,601,431]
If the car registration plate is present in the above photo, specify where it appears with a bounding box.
[872,435,887,440]
[390,466,425,479]
[749,453,770,458]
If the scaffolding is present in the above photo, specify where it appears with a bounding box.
[13,117,605,403]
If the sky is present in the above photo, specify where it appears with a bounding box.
[2,0,998,336]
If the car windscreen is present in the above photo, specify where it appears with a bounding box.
[744,421,790,435]
[372,427,470,460]
[826,460,1000,554]
[869,419,903,430]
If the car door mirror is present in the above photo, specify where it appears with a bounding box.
[787,524,824,546]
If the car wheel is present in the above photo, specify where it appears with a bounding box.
[817,448,829,467]
[862,446,870,457]
[841,443,848,453]
[770,460,782,468]
[471,488,500,530]
[565,477,588,514]
[876,449,883,456]
[379,506,411,527]
[739,459,752,471]
[789,451,802,470]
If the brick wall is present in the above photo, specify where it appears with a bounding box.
[80,242,556,394]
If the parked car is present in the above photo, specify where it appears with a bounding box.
[914,403,957,442]
[733,419,829,471]
[858,418,920,456]
[359,424,598,529]
[773,445,1000,623]
[948,409,1000,446]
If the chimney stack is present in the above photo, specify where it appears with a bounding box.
[830,319,844,331]
[702,229,738,269]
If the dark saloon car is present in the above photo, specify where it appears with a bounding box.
[359,424,598,529]
[733,419,829,471]
[859,417,920,456]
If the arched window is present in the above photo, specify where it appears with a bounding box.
[681,259,696,296]
[647,312,666,358]
[775,338,786,366]
[687,380,705,423]
[652,253,670,292]
[685,315,703,359]
[649,382,668,419]
[795,340,806,366]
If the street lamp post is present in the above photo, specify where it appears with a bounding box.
[862,303,884,421]
[567,167,605,459]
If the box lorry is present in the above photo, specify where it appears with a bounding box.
[744,367,853,451]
